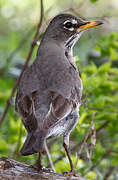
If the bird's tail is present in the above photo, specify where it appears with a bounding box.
[20,131,46,156]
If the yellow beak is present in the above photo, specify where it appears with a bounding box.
[79,21,103,30]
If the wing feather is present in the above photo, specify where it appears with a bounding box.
[15,91,38,132]
[42,92,73,130]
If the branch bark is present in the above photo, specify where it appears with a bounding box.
[0,157,87,180]
[0,0,44,127]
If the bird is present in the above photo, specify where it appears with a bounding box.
[15,13,103,175]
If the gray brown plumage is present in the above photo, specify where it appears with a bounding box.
[15,14,103,173]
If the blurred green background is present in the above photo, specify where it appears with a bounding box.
[0,0,118,179]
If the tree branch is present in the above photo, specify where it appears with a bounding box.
[0,0,44,127]
[0,157,87,180]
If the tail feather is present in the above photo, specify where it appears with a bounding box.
[20,133,36,156]
[20,131,46,156]
[33,130,46,153]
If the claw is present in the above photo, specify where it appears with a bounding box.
[40,166,54,173]
[70,169,79,177]
[29,164,38,170]
[29,164,54,173]
[63,169,79,177]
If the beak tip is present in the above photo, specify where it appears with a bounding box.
[96,21,104,25]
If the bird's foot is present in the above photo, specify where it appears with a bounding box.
[29,164,54,173]
[39,166,54,173]
[63,169,79,177]
[29,164,38,170]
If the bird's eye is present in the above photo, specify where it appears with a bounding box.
[64,21,73,29]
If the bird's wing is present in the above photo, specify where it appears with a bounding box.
[15,89,73,132]
[40,61,82,130]
[15,91,38,133]
[41,91,73,130]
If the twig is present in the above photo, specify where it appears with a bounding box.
[0,0,44,127]
[86,149,112,174]
[86,149,118,174]
[74,126,90,168]
[44,142,56,172]
[89,112,96,156]
[74,112,96,168]
[104,166,115,180]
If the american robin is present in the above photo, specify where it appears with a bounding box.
[15,13,103,174]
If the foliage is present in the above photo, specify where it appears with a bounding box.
[95,32,118,61]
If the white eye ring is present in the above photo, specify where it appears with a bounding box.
[64,20,74,31]
[71,19,78,24]
[67,27,75,31]
[63,19,78,31]
[64,20,71,25]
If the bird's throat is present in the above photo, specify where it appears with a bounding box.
[65,31,83,51]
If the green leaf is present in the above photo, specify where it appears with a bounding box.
[98,62,111,74]
[85,171,97,179]
[78,112,87,125]
[90,0,98,3]
[109,47,118,60]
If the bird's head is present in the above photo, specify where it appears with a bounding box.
[44,14,103,49]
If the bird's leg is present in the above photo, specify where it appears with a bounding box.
[34,152,54,173]
[29,152,43,170]
[36,152,43,170]
[62,111,79,176]
[63,142,74,172]
[63,142,78,177]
